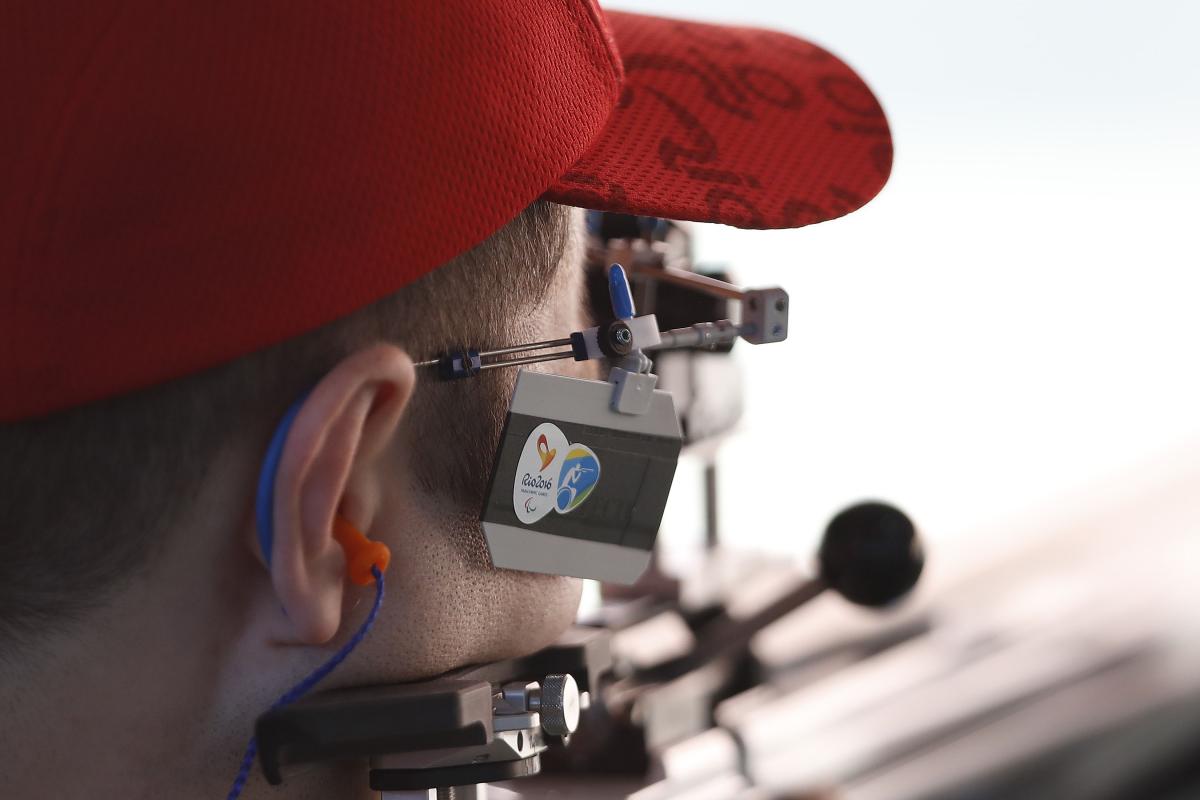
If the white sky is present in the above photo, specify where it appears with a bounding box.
[607,1,1200,557]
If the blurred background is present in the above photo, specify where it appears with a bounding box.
[567,2,1200,799]
[609,0,1200,556]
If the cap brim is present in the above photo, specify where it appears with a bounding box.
[544,10,893,230]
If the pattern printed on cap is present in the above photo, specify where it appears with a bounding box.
[546,11,893,229]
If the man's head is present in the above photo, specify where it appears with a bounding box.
[1,1,891,796]
[0,200,596,796]
[0,196,583,646]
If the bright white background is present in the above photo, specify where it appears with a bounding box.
[609,0,1200,558]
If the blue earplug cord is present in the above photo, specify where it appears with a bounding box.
[230,393,387,797]
[225,564,385,799]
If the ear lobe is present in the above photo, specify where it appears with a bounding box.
[267,344,415,644]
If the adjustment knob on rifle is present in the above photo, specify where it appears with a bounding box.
[531,674,580,737]
[818,501,924,607]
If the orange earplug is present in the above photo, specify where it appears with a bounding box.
[332,516,391,586]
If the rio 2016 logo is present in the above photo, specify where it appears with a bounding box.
[514,422,601,525]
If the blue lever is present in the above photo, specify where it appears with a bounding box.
[609,263,636,321]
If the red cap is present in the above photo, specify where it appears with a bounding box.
[1,1,891,421]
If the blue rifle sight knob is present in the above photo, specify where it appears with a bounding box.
[608,263,636,321]
[438,348,482,380]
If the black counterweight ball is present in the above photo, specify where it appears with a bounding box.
[818,501,924,607]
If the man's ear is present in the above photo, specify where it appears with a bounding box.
[268,343,415,644]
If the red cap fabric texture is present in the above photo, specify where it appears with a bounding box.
[1,1,892,421]
[547,11,893,228]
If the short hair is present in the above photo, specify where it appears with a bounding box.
[0,201,575,647]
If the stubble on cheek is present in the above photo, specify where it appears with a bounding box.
[374,209,591,672]
[403,210,594,554]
